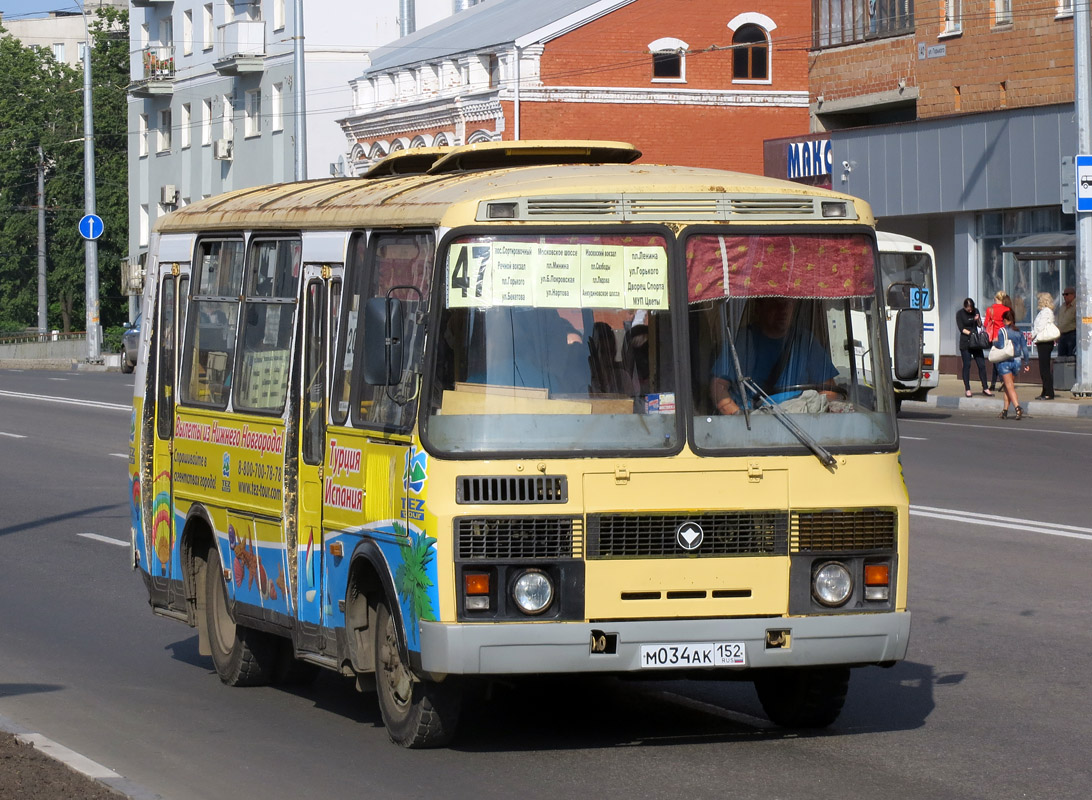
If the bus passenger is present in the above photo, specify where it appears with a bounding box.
[711,297,838,415]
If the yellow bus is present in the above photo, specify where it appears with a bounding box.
[129,141,912,747]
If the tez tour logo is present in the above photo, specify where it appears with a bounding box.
[676,521,704,551]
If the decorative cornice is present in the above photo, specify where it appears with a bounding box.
[340,93,504,140]
[509,85,809,107]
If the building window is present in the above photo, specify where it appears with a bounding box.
[813,0,914,47]
[51,42,65,61]
[222,93,233,138]
[1057,0,1073,17]
[245,89,261,137]
[139,204,149,247]
[180,103,191,149]
[732,25,768,80]
[183,10,193,55]
[941,0,962,35]
[203,4,214,50]
[648,37,687,82]
[994,0,1012,24]
[158,108,172,152]
[139,113,149,157]
[202,98,212,145]
[272,82,283,131]
[159,17,173,47]
[274,0,286,30]
[77,41,86,62]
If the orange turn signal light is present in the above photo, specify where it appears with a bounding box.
[864,564,890,586]
[465,573,490,595]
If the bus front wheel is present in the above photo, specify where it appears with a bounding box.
[204,546,277,687]
[373,599,461,748]
[753,666,850,728]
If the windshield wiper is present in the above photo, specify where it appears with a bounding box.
[739,377,838,471]
[723,320,751,429]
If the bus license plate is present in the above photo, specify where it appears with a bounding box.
[639,642,746,668]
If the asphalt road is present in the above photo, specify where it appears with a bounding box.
[1,368,1090,799]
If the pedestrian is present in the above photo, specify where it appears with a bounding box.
[1031,291,1060,400]
[956,297,991,397]
[984,290,1012,392]
[993,308,1030,420]
[1056,286,1076,357]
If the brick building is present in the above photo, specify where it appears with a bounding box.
[766,0,1082,369]
[338,0,813,174]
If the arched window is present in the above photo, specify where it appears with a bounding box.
[648,37,688,82]
[732,24,768,80]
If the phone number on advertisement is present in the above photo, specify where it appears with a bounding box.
[237,460,282,482]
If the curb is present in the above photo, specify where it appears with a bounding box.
[0,715,161,800]
[902,394,1092,418]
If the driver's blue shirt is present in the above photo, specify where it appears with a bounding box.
[714,326,837,407]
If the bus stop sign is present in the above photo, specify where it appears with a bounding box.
[1076,155,1092,212]
[79,213,104,240]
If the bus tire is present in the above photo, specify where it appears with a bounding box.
[373,599,460,748]
[204,546,277,687]
[753,666,850,729]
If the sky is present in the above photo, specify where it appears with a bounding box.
[1,1,84,20]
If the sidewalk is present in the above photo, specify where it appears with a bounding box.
[904,372,1092,417]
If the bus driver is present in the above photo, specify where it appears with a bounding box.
[711,296,838,415]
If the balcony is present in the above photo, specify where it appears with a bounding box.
[129,45,175,98]
[213,20,265,75]
[130,0,173,7]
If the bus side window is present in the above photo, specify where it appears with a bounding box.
[181,239,245,408]
[156,277,176,440]
[302,279,326,465]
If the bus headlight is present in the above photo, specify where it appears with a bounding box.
[813,562,853,607]
[512,570,554,615]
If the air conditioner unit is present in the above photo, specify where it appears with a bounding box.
[160,184,178,205]
[213,138,233,161]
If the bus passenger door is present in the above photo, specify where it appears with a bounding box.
[296,271,331,636]
[149,274,179,606]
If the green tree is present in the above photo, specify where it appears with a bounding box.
[0,34,56,332]
[45,6,130,334]
[0,7,128,335]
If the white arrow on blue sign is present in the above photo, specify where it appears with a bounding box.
[78,213,104,240]
[1076,155,1092,212]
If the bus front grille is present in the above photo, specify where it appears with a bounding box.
[456,516,583,560]
[790,509,898,553]
[586,512,788,559]
[456,475,568,504]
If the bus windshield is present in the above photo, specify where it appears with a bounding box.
[425,232,678,455]
[686,232,897,452]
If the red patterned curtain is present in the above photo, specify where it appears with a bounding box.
[686,233,876,303]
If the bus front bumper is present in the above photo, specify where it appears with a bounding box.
[417,611,911,675]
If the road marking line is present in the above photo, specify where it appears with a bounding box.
[910,504,1092,542]
[899,435,927,440]
[109,453,128,458]
[0,431,27,439]
[78,533,129,547]
[0,389,129,412]
[15,733,120,780]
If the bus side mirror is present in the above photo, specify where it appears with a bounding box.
[892,308,923,382]
[363,296,404,385]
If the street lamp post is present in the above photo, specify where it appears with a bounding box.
[78,2,100,361]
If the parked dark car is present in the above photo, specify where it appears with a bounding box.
[121,314,141,373]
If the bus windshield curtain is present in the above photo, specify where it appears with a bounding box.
[686,234,876,303]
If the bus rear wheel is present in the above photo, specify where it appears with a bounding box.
[373,599,460,748]
[753,666,850,729]
[204,546,277,687]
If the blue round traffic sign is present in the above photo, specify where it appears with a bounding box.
[79,213,104,240]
